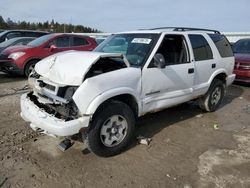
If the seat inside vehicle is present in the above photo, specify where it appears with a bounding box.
[157,35,188,65]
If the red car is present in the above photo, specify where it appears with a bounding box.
[0,33,97,77]
[233,38,250,84]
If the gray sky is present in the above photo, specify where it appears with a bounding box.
[0,0,250,32]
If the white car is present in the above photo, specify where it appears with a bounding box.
[20,27,235,157]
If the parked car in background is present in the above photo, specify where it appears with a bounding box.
[0,33,97,76]
[0,37,35,53]
[0,30,48,43]
[95,37,107,45]
[233,38,250,84]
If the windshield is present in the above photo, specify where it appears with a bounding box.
[233,39,250,54]
[94,33,160,67]
[27,34,53,47]
[0,38,17,48]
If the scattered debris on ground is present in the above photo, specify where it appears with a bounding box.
[195,114,203,118]
[213,123,219,130]
[137,136,152,145]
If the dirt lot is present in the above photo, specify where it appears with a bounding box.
[0,72,249,188]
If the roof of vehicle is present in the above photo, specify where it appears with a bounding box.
[1,30,49,33]
[46,33,93,38]
[119,27,221,35]
[6,37,36,41]
[234,38,250,42]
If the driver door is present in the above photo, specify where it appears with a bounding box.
[141,34,195,114]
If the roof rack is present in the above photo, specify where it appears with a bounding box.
[146,27,220,34]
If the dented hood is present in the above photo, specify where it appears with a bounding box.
[35,51,128,86]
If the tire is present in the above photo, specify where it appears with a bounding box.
[198,79,225,112]
[24,60,38,77]
[86,100,135,157]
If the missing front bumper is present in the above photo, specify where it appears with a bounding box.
[20,93,91,137]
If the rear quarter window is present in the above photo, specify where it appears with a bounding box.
[209,34,233,57]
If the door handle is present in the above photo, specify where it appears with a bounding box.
[188,68,194,74]
[212,63,216,68]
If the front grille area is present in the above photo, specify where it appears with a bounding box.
[45,83,56,92]
[37,80,56,93]
[28,92,79,121]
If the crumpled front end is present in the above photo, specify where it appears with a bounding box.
[20,51,138,137]
[20,74,91,137]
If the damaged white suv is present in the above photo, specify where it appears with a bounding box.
[20,27,235,157]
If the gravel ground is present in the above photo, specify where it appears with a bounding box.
[0,72,249,188]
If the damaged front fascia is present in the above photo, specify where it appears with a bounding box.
[27,92,79,121]
[29,52,132,121]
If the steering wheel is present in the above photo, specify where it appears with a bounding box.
[136,49,147,57]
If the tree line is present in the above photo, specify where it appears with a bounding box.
[0,15,100,33]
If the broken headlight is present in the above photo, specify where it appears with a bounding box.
[63,86,78,101]
[28,70,40,88]
[29,69,40,79]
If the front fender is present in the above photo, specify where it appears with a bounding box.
[72,67,142,115]
[85,87,141,115]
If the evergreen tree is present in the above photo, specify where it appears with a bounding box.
[0,15,101,33]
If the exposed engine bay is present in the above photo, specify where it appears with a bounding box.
[84,57,127,80]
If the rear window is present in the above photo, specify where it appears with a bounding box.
[189,34,213,61]
[209,34,233,57]
[72,37,89,46]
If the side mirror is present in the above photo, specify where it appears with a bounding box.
[49,44,57,52]
[153,53,166,69]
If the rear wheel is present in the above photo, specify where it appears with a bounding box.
[24,60,38,77]
[85,101,135,157]
[199,79,225,112]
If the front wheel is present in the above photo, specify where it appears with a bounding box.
[24,60,38,77]
[85,101,135,157]
[199,79,225,112]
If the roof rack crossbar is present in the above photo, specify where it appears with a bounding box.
[147,27,220,34]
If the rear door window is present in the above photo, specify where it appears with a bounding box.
[209,34,233,57]
[50,36,70,48]
[189,34,213,61]
[72,37,89,46]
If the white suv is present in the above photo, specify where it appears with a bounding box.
[20,27,235,157]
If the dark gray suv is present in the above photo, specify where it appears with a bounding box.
[0,30,48,43]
